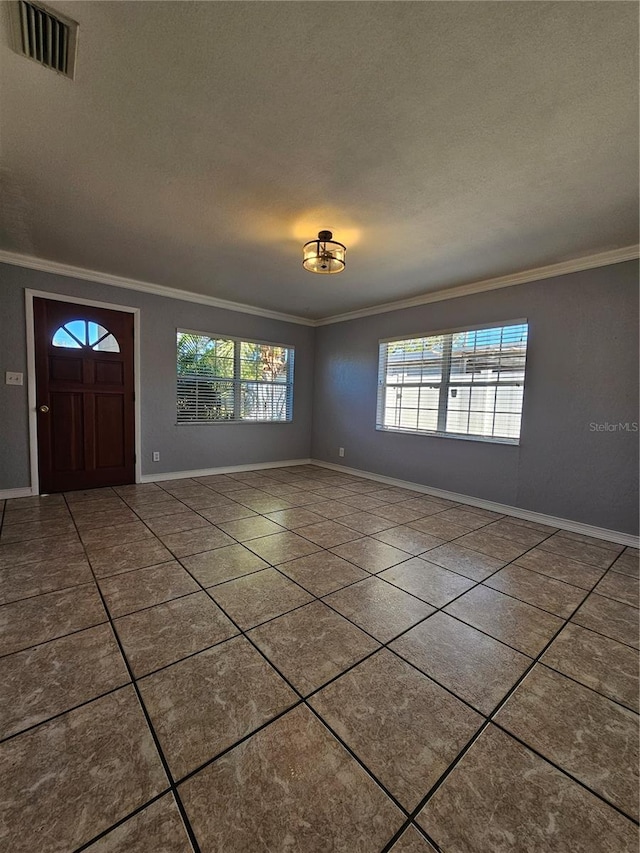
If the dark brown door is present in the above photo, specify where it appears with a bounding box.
[34,298,135,493]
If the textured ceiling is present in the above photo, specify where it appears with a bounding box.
[0,1,638,319]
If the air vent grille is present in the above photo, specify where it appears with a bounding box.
[10,1,78,78]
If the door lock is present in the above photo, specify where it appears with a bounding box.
[39,405,50,413]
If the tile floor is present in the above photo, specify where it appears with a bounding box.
[0,464,638,852]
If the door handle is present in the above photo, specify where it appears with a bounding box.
[39,405,50,413]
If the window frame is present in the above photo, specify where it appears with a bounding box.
[176,328,295,425]
[376,319,528,446]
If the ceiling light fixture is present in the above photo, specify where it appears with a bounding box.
[302,230,346,274]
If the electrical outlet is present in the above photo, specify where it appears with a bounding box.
[152,452,160,462]
[338,447,345,457]
[5,371,23,386]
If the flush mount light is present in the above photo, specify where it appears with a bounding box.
[302,230,346,274]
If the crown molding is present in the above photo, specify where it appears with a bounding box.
[0,250,316,327]
[1,244,637,329]
[314,245,640,326]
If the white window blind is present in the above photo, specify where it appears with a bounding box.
[377,322,528,442]
[176,332,294,423]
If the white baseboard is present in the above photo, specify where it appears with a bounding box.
[0,487,36,500]
[139,458,313,483]
[311,460,639,548]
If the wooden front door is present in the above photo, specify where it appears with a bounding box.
[34,298,136,493]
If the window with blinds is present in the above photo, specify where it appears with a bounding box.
[176,332,294,424]
[376,321,528,443]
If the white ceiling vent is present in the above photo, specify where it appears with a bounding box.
[9,1,78,79]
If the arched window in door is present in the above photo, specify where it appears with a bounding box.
[52,319,120,352]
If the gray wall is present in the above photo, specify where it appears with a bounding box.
[2,259,638,535]
[312,261,639,535]
[0,263,315,488]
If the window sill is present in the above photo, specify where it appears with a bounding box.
[376,426,520,446]
[176,419,293,426]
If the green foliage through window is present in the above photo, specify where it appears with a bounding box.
[177,332,294,423]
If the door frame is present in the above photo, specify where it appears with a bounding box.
[25,289,142,494]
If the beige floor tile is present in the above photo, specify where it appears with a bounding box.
[197,503,258,524]
[373,504,430,524]
[139,636,297,779]
[0,555,92,604]
[127,499,186,520]
[444,585,563,657]
[571,593,639,649]
[417,725,638,853]
[390,611,531,714]
[3,504,70,525]
[208,567,313,629]
[339,511,396,535]
[380,558,476,608]
[0,583,106,656]
[331,537,410,574]
[180,544,269,587]
[541,622,639,712]
[159,526,234,558]
[373,525,444,556]
[324,577,434,642]
[539,534,619,569]
[244,531,322,564]
[308,487,356,501]
[594,571,639,608]
[389,826,438,852]
[87,539,175,578]
[73,508,140,532]
[0,686,167,852]
[0,517,77,543]
[180,492,239,511]
[83,794,192,852]
[555,530,623,552]
[0,536,84,570]
[263,508,325,529]
[496,665,639,819]
[179,705,403,852]
[249,601,380,695]
[296,520,361,548]
[514,546,606,588]
[611,549,640,578]
[423,542,506,581]
[454,529,530,562]
[307,500,359,518]
[310,650,482,809]
[0,623,129,738]
[480,519,551,548]
[216,516,286,541]
[432,507,494,530]
[80,522,155,550]
[114,591,237,677]
[144,511,212,537]
[337,494,388,511]
[231,494,295,513]
[99,562,199,618]
[484,563,588,617]
[277,551,369,596]
[407,515,474,541]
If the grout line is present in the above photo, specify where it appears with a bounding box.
[72,789,174,852]
[401,577,640,834]
[490,719,640,826]
[62,495,204,853]
[2,468,638,851]
[0,614,110,660]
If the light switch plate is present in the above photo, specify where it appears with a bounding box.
[5,372,23,386]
